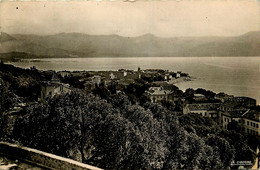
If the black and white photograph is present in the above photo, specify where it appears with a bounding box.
[0,0,259,169]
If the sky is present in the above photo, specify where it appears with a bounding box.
[1,0,259,37]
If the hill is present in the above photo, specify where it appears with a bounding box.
[1,31,260,58]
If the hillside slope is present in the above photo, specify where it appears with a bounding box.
[1,31,260,57]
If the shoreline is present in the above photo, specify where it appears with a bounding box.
[167,76,194,85]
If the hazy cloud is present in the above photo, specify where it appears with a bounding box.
[1,0,259,37]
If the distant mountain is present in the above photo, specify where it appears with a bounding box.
[0,32,16,42]
[1,31,260,58]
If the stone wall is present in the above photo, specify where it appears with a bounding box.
[0,142,102,170]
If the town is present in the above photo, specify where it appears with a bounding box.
[0,61,259,169]
[25,65,260,138]
[1,62,259,137]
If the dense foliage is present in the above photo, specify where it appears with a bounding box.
[0,80,19,113]
[4,91,251,169]
[0,62,51,113]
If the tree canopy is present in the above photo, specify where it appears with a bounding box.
[3,91,256,169]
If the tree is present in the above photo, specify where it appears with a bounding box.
[218,130,257,166]
[12,92,168,169]
[205,134,234,168]
[62,76,85,89]
[9,90,249,169]
[0,79,20,113]
[227,120,244,134]
[92,86,111,99]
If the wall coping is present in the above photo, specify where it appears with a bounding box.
[0,142,102,170]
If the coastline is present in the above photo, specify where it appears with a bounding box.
[168,76,194,85]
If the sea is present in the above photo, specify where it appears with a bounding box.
[7,57,260,105]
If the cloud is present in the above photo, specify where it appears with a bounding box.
[1,0,259,37]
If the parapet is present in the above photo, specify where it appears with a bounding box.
[0,142,102,170]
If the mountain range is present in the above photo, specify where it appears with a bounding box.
[0,31,260,58]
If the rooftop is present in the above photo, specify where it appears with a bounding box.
[222,109,260,122]
[148,89,172,96]
[235,96,256,100]
[243,110,260,122]
[51,72,60,82]
[222,109,249,118]
[194,94,205,97]
[222,101,245,109]
[186,103,221,111]
[215,92,234,98]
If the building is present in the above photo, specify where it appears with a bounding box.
[221,109,260,136]
[84,75,103,90]
[164,74,173,81]
[147,87,173,103]
[111,70,138,80]
[123,71,127,77]
[183,103,221,122]
[40,72,71,101]
[149,87,162,91]
[176,71,181,78]
[109,73,117,80]
[193,93,207,102]
[58,71,71,78]
[241,110,260,136]
[161,84,179,91]
[221,109,248,129]
[219,103,235,112]
[92,75,102,86]
[224,96,256,107]
[234,97,256,107]
[215,92,234,102]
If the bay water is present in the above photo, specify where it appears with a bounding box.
[7,57,260,104]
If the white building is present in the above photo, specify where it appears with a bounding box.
[92,75,102,86]
[147,87,173,103]
[110,73,117,80]
[40,72,71,101]
[221,109,260,136]
[176,71,181,78]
